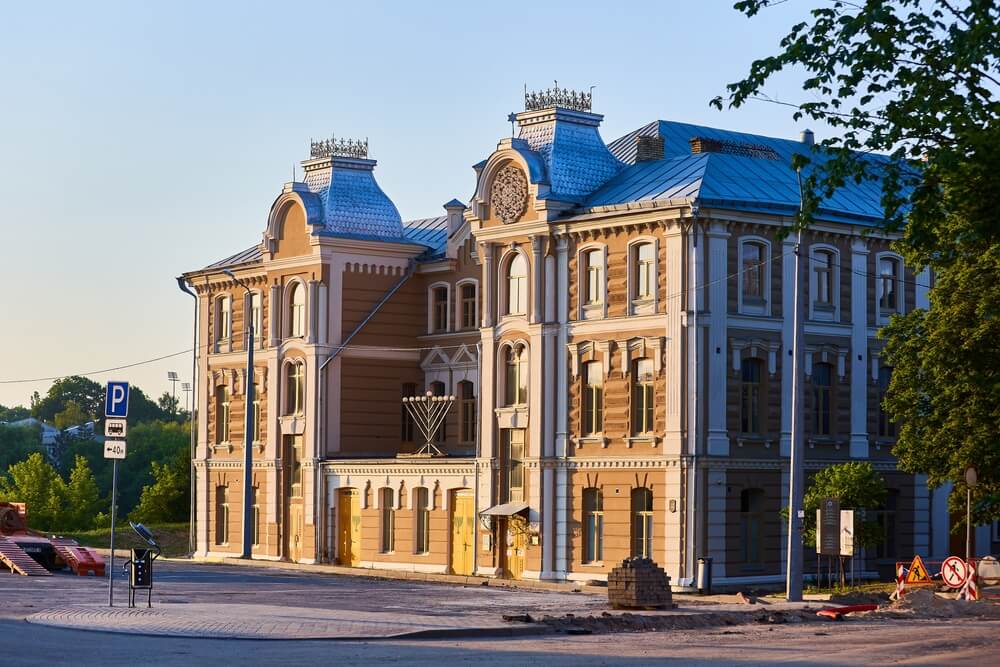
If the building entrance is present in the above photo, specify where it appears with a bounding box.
[451,490,474,575]
[338,488,361,566]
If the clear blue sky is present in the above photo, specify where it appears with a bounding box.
[0,0,821,409]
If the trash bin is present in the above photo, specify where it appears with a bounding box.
[697,557,713,594]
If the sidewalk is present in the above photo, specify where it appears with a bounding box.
[26,603,550,640]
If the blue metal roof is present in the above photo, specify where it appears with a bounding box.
[403,215,448,259]
[597,120,897,225]
[201,245,262,270]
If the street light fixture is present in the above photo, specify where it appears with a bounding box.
[222,268,255,560]
[181,382,192,413]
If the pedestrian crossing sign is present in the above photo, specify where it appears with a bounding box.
[905,554,932,584]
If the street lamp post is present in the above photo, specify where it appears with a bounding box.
[965,466,977,561]
[167,371,179,404]
[223,269,255,560]
[181,382,192,413]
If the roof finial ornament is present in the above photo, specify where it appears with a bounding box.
[310,135,369,159]
[524,82,592,113]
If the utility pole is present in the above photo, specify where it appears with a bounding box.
[786,170,807,602]
[223,269,255,559]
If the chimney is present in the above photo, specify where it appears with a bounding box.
[635,135,664,162]
[443,199,466,236]
[800,129,815,146]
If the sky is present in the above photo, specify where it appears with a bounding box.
[0,0,823,410]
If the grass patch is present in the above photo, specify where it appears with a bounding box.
[63,522,190,557]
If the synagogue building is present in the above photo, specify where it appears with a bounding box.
[179,88,972,587]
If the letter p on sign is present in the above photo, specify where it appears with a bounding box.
[104,381,130,419]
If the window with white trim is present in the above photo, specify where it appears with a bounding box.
[877,255,903,319]
[215,485,229,545]
[285,361,305,415]
[215,386,230,444]
[379,487,395,553]
[581,248,605,318]
[582,361,603,435]
[809,246,840,322]
[459,282,477,330]
[249,292,262,350]
[505,254,528,316]
[504,345,528,406]
[414,487,430,554]
[289,282,306,338]
[431,285,449,333]
[631,358,655,435]
[739,240,769,316]
[631,487,653,559]
[583,487,603,563]
[215,296,231,352]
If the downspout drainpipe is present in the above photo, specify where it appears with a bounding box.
[474,341,482,576]
[176,276,199,557]
[316,260,416,561]
[686,212,701,588]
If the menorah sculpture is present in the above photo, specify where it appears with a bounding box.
[402,391,454,457]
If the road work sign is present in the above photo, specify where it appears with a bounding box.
[104,382,130,419]
[905,555,932,584]
[941,556,970,588]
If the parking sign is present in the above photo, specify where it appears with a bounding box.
[105,382,130,418]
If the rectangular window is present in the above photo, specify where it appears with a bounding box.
[584,249,603,306]
[459,381,476,443]
[287,435,303,496]
[635,243,655,301]
[742,243,764,299]
[252,395,262,443]
[879,258,899,311]
[414,487,430,554]
[286,363,304,415]
[380,488,395,553]
[460,283,477,329]
[814,251,833,306]
[631,488,653,559]
[582,362,603,435]
[583,488,603,563]
[215,486,229,545]
[249,292,262,349]
[505,429,525,502]
[215,388,230,444]
[740,360,762,434]
[251,486,260,547]
[432,287,448,332]
[813,363,832,436]
[632,359,654,435]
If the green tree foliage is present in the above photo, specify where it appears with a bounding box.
[54,400,90,430]
[801,462,887,549]
[717,1,1000,523]
[157,392,179,417]
[0,404,30,422]
[0,452,66,530]
[63,455,102,530]
[130,448,190,524]
[0,423,45,477]
[31,376,104,424]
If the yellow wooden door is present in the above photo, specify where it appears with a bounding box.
[338,489,360,566]
[451,492,474,575]
[506,515,527,580]
[289,505,303,562]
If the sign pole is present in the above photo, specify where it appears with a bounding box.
[109,458,118,607]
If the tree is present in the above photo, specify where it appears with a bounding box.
[63,455,101,530]
[716,1,1000,523]
[0,404,30,422]
[801,462,887,550]
[31,376,103,424]
[0,452,66,530]
[54,400,90,430]
[0,424,45,477]
[130,448,189,525]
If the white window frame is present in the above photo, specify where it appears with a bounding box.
[499,341,529,407]
[214,295,232,353]
[577,243,608,320]
[455,278,479,331]
[737,237,771,316]
[249,290,263,350]
[427,281,452,334]
[627,238,659,316]
[499,250,529,319]
[875,251,905,324]
[284,359,305,416]
[808,244,841,322]
[286,279,307,339]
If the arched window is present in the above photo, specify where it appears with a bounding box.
[583,488,604,563]
[504,345,528,406]
[879,257,900,312]
[583,248,604,307]
[379,488,395,553]
[459,380,476,444]
[431,286,449,333]
[215,296,231,352]
[631,358,654,435]
[878,366,896,438]
[285,361,305,415]
[631,487,654,559]
[582,361,603,435]
[430,381,447,441]
[459,283,477,330]
[215,485,229,545]
[813,249,836,309]
[414,487,430,554]
[215,386,230,444]
[740,488,765,565]
[289,282,306,338]
[740,359,763,434]
[505,254,528,316]
[812,362,833,435]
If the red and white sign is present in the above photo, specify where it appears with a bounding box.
[941,556,969,588]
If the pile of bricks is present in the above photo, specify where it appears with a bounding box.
[607,558,672,609]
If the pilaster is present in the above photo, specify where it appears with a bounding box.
[707,222,729,455]
[779,238,796,457]
[849,238,869,458]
